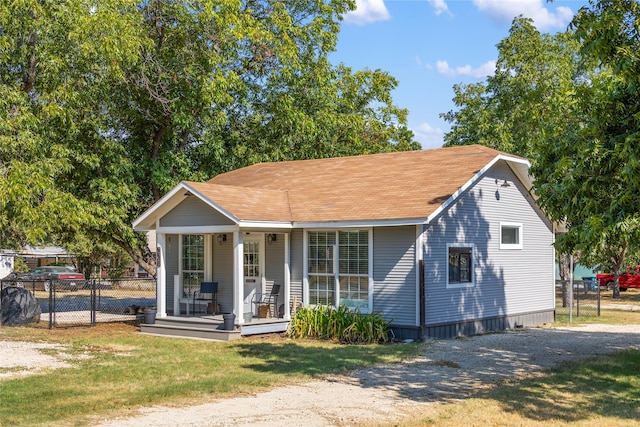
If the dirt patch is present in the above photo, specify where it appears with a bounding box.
[0,341,74,379]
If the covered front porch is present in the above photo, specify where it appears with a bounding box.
[155,228,295,330]
[133,181,303,338]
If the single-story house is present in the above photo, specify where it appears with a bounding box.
[133,144,555,339]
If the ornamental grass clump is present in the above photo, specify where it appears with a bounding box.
[287,305,393,344]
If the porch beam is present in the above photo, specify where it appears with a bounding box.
[233,231,244,325]
[283,232,291,320]
[156,232,167,318]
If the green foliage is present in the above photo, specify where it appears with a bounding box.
[531,1,640,297]
[441,17,582,159]
[287,305,393,344]
[12,257,29,273]
[441,4,640,297]
[0,0,418,274]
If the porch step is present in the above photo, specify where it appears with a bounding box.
[140,317,241,341]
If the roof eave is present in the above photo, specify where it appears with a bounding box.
[426,153,533,224]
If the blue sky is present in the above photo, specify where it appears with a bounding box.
[331,0,589,148]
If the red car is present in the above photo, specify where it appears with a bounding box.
[596,266,640,291]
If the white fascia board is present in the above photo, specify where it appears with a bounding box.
[294,217,424,229]
[425,154,532,225]
[237,221,294,230]
[156,225,239,234]
[132,182,240,230]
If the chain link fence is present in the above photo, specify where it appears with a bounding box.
[555,278,601,318]
[1,277,156,328]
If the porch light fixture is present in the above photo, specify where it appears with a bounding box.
[217,234,227,245]
[495,179,511,188]
[267,234,277,245]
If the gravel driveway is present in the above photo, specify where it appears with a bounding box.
[2,323,639,426]
[91,323,640,427]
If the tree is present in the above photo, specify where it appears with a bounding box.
[531,0,640,297]
[1,0,418,276]
[441,8,640,298]
[441,17,582,159]
[441,17,585,283]
[1,0,146,268]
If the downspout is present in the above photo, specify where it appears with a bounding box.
[420,259,425,335]
[418,224,426,337]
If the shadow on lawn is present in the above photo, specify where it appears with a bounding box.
[237,328,640,424]
[233,340,416,378]
[484,349,640,423]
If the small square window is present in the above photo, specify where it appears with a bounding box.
[500,223,523,249]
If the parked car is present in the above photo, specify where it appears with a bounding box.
[596,266,640,291]
[2,266,85,292]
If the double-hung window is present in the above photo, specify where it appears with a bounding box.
[308,232,336,306]
[307,230,370,311]
[338,230,369,310]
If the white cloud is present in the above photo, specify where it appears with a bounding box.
[413,122,445,149]
[343,0,391,25]
[435,60,496,79]
[472,0,574,31]
[427,0,450,16]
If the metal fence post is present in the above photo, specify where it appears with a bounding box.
[90,279,96,326]
[48,280,52,329]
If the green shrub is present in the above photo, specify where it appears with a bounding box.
[287,305,393,344]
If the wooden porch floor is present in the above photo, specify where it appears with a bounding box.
[139,314,290,341]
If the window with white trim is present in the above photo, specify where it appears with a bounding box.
[447,244,474,288]
[182,234,204,297]
[338,230,369,310]
[500,222,523,249]
[307,230,370,311]
[308,231,336,306]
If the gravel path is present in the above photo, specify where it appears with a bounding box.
[2,323,639,426]
[98,324,640,426]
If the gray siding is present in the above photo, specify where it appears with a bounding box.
[264,234,285,311]
[289,229,304,309]
[160,197,234,227]
[423,161,555,326]
[212,237,234,313]
[165,234,179,313]
[373,226,417,326]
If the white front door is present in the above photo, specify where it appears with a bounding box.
[243,236,262,315]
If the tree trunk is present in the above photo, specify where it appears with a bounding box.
[116,240,157,278]
[558,252,573,307]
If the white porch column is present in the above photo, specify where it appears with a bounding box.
[233,231,244,324]
[156,232,167,318]
[283,233,291,320]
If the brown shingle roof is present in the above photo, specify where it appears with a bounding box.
[198,144,516,223]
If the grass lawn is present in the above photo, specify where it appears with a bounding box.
[394,348,640,427]
[0,323,420,426]
[392,306,640,427]
[1,302,639,426]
